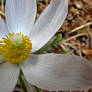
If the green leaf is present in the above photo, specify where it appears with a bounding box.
[19,70,28,92]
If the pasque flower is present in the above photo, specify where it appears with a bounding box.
[0,0,92,92]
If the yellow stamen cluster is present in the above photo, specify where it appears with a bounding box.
[0,32,32,63]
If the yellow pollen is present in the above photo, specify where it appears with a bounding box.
[0,32,32,63]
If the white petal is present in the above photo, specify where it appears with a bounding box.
[5,0,37,35]
[0,63,20,92]
[20,54,92,91]
[30,0,68,52]
[0,16,9,40]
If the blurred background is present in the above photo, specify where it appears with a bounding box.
[0,0,92,92]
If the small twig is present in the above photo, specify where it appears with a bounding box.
[0,11,5,17]
[77,41,82,57]
[1,0,4,12]
[68,22,92,33]
[86,28,92,47]
[64,43,76,49]
[60,44,68,51]
[60,33,88,44]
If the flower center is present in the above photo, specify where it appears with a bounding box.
[0,32,32,63]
